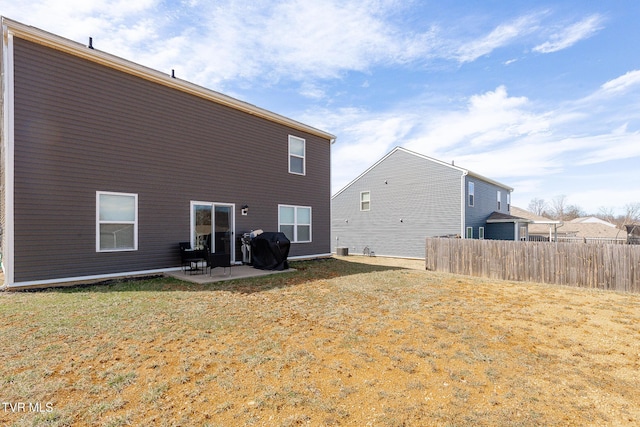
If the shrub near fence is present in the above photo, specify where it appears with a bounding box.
[425,238,640,293]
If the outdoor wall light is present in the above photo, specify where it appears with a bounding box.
[241,205,249,216]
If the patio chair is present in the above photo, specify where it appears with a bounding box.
[203,244,231,276]
[179,242,203,274]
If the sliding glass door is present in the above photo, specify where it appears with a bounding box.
[191,202,235,260]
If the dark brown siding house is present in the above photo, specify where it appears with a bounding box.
[0,17,335,289]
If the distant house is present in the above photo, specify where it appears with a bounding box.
[331,147,515,259]
[0,17,335,289]
[510,207,625,243]
[570,217,617,228]
[509,207,562,241]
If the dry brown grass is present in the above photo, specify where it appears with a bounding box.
[1,255,639,426]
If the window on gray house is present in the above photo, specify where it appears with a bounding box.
[468,182,475,206]
[466,227,473,239]
[360,191,370,211]
[497,190,502,211]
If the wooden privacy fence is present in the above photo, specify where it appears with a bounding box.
[425,238,640,293]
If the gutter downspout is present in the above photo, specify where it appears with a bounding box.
[461,170,468,238]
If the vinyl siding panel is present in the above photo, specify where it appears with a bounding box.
[332,149,463,259]
[12,38,330,283]
[465,177,511,238]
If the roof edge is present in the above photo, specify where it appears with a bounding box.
[2,16,336,142]
[332,146,405,199]
[396,147,513,191]
[332,146,513,198]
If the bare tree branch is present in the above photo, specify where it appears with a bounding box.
[527,198,548,216]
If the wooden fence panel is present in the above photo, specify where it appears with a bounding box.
[425,238,640,293]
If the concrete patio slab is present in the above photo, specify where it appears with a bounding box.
[165,264,295,284]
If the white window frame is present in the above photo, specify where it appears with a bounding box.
[278,204,312,243]
[479,226,485,240]
[468,182,475,207]
[96,191,138,252]
[360,191,371,211]
[288,135,306,175]
[497,190,502,211]
[466,226,473,239]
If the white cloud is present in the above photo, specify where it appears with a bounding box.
[599,70,640,95]
[575,128,640,165]
[328,69,640,197]
[533,14,603,53]
[321,107,418,192]
[148,0,440,87]
[564,187,640,217]
[3,1,609,92]
[454,14,540,63]
[326,86,555,192]
[404,86,549,154]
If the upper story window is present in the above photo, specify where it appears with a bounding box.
[97,191,138,252]
[360,191,371,211]
[468,182,475,207]
[497,190,502,211]
[288,135,306,175]
[507,193,511,211]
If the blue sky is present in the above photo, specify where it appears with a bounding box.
[3,0,640,214]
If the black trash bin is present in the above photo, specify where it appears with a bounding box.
[250,232,290,270]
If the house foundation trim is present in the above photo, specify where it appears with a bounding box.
[3,254,334,289]
[2,267,184,290]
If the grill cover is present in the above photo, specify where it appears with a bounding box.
[250,232,290,270]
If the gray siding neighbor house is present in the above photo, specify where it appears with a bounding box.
[331,147,515,259]
[0,17,335,289]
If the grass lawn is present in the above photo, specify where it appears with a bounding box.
[1,256,639,426]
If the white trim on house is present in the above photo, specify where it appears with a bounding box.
[2,267,183,290]
[288,253,332,260]
[2,26,15,285]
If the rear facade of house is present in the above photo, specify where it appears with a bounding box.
[0,18,334,288]
[331,147,513,259]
